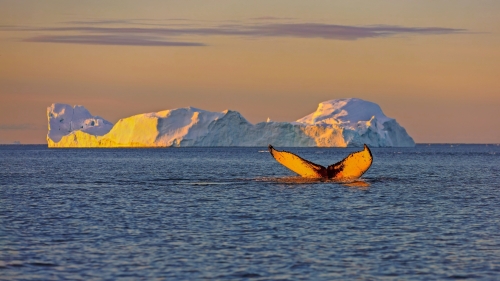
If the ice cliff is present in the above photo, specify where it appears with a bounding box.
[47,98,415,147]
[47,103,113,144]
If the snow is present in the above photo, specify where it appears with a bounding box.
[47,98,415,147]
[297,98,392,125]
[47,103,113,143]
[103,107,226,147]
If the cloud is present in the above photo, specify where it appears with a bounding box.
[2,20,467,47]
[249,16,297,21]
[248,23,465,40]
[24,35,206,47]
[26,23,465,39]
[63,19,134,25]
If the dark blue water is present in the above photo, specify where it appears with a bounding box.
[1,144,499,280]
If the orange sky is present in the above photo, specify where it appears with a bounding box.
[1,0,499,144]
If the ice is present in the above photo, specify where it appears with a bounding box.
[47,103,113,143]
[47,98,415,147]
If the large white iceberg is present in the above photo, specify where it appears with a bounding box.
[47,98,415,147]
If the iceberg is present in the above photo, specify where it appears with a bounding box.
[47,103,113,144]
[47,98,415,147]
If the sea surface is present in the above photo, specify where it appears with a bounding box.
[1,144,499,280]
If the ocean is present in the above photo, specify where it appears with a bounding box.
[1,144,499,280]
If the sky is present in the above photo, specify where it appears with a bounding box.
[1,0,499,144]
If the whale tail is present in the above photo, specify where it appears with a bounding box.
[268,144,372,180]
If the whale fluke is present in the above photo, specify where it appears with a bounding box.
[268,144,372,180]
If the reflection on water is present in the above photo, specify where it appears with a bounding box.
[257,176,327,184]
[257,176,371,188]
[342,180,371,189]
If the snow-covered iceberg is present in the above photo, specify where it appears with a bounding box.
[47,103,113,144]
[47,98,415,147]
